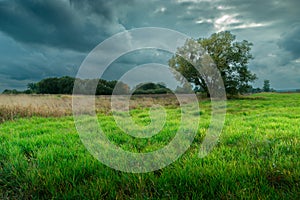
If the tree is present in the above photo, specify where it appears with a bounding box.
[2,89,21,94]
[96,79,114,95]
[174,82,194,94]
[263,80,271,92]
[113,81,130,95]
[37,77,60,94]
[3,76,131,95]
[251,87,262,93]
[57,76,75,94]
[169,31,257,96]
[133,82,172,94]
[27,82,39,93]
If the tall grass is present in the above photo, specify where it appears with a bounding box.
[0,94,198,123]
[0,95,72,122]
[0,93,299,199]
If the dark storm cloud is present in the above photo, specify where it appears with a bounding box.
[0,0,128,52]
[0,0,300,91]
[117,0,216,35]
[0,74,31,91]
[69,0,135,20]
[0,31,83,92]
[278,24,300,59]
[69,0,114,20]
[102,49,173,80]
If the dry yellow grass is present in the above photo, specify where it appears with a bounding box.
[0,94,72,122]
[0,94,197,123]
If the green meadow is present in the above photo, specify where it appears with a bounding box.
[0,93,299,199]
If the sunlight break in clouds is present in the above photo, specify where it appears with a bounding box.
[214,14,268,32]
[216,5,233,10]
[154,7,167,14]
[195,14,268,32]
[294,58,300,63]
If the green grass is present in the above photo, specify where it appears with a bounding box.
[0,93,299,199]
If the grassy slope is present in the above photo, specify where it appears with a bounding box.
[0,93,299,199]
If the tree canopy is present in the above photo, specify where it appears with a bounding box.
[133,82,172,95]
[3,76,174,95]
[263,80,271,92]
[26,76,130,95]
[169,31,257,96]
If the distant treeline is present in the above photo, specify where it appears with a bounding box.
[2,76,173,95]
[133,82,172,94]
[3,77,289,95]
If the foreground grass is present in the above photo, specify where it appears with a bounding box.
[0,93,299,199]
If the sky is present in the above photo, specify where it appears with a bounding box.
[0,0,299,92]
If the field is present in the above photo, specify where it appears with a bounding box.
[0,93,299,199]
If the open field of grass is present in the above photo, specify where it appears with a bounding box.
[0,94,195,123]
[0,93,299,199]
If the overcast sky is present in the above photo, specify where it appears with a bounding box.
[0,0,299,92]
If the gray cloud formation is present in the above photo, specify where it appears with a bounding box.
[278,24,300,59]
[0,0,129,52]
[0,0,299,91]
